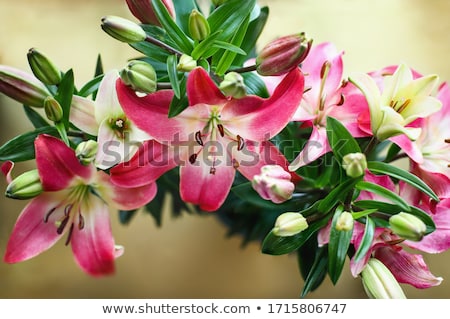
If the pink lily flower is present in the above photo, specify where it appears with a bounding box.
[70,70,151,169]
[289,42,370,170]
[3,134,156,276]
[111,67,304,211]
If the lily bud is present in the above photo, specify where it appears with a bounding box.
[0,65,51,107]
[219,72,247,99]
[342,152,367,178]
[252,165,294,203]
[389,212,427,241]
[361,258,406,299]
[101,16,146,43]
[336,211,354,231]
[43,96,63,122]
[188,9,210,41]
[177,54,197,72]
[125,0,175,26]
[273,212,308,237]
[5,169,43,200]
[27,48,62,85]
[256,32,312,76]
[76,140,98,165]
[120,60,157,94]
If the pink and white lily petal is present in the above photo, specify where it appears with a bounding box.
[180,152,235,212]
[375,246,443,288]
[1,160,14,184]
[110,140,179,188]
[70,96,98,136]
[94,71,123,122]
[35,134,94,191]
[289,125,330,171]
[187,67,227,106]
[221,68,304,141]
[4,192,67,263]
[70,195,117,276]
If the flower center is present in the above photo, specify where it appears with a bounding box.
[109,116,130,139]
[43,182,99,245]
[188,106,245,174]
[389,98,411,114]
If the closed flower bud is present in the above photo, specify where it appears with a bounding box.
[126,0,175,26]
[0,65,51,107]
[43,96,63,122]
[256,32,312,76]
[219,72,247,99]
[101,15,146,43]
[273,212,308,237]
[76,140,98,165]
[5,169,43,200]
[361,258,406,299]
[336,211,354,231]
[27,48,62,85]
[177,54,197,72]
[188,9,210,41]
[342,152,367,178]
[252,165,294,203]
[120,60,157,93]
[389,212,427,241]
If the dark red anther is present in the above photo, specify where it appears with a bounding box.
[65,223,74,246]
[56,215,70,235]
[189,153,197,164]
[195,131,203,146]
[78,213,85,230]
[217,124,225,137]
[336,93,345,106]
[237,135,245,151]
[320,60,331,79]
[210,167,216,175]
[44,207,56,223]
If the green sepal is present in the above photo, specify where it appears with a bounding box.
[326,116,361,163]
[23,105,49,129]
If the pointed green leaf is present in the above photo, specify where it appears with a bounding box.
[151,0,193,53]
[54,69,74,130]
[168,75,187,117]
[353,200,404,214]
[0,126,58,162]
[119,209,138,225]
[241,72,269,97]
[328,206,353,284]
[367,161,439,202]
[317,178,358,213]
[23,105,49,128]
[167,54,181,98]
[353,216,375,263]
[78,75,103,98]
[355,181,411,212]
[207,0,255,42]
[94,54,104,77]
[301,247,328,297]
[191,30,222,60]
[326,116,361,163]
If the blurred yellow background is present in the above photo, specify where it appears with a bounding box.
[1,0,449,298]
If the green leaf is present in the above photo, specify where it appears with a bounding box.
[212,41,247,56]
[317,178,358,213]
[261,215,330,255]
[144,185,167,227]
[54,69,74,130]
[78,74,103,98]
[355,181,411,212]
[131,25,172,63]
[214,15,250,75]
[0,126,58,162]
[23,105,49,128]
[167,54,181,98]
[168,75,187,117]
[353,200,404,214]
[353,216,375,263]
[172,0,198,35]
[367,161,439,202]
[385,142,401,162]
[94,54,104,77]
[242,72,269,97]
[328,206,353,284]
[326,116,361,163]
[300,247,328,297]
[409,206,436,234]
[119,210,137,225]
[351,208,378,220]
[233,6,269,66]
[151,0,193,53]
[207,0,255,42]
[191,30,222,60]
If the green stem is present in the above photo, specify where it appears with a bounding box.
[363,136,378,156]
[55,122,70,146]
[145,35,183,57]
[229,64,257,73]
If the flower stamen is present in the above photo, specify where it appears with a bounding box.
[195,130,204,146]
[237,135,245,151]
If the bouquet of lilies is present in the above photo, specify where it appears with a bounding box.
[0,0,449,299]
